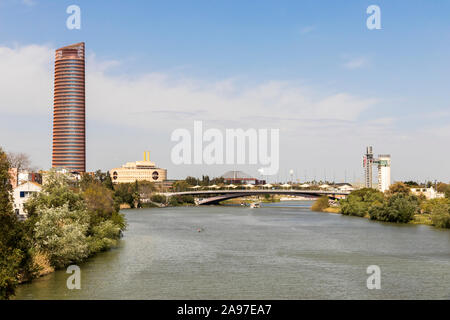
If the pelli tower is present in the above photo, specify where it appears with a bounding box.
[363,146,391,192]
[52,42,86,172]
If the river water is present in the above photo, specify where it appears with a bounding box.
[14,201,450,299]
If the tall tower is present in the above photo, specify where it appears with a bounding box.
[363,146,374,188]
[377,154,391,192]
[52,42,86,172]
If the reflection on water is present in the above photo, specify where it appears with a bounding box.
[14,201,450,299]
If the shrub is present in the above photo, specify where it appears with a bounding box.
[88,220,122,253]
[169,196,181,206]
[0,148,37,299]
[180,195,195,204]
[33,204,90,268]
[311,196,329,211]
[151,194,166,204]
[368,194,417,223]
[340,188,384,217]
[431,202,450,228]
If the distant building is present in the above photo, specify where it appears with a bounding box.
[221,170,265,185]
[12,181,42,220]
[41,168,82,185]
[411,187,445,200]
[363,146,391,192]
[377,155,391,192]
[9,168,42,188]
[110,151,167,184]
[52,42,86,172]
[337,184,355,191]
[18,170,42,185]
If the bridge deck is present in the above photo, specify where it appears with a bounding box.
[163,189,349,205]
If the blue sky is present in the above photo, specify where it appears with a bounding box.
[0,0,449,182]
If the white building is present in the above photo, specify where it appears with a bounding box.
[12,181,42,220]
[338,184,355,191]
[377,154,391,192]
[411,187,445,200]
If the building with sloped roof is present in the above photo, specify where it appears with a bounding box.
[221,170,265,185]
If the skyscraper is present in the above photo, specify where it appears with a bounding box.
[52,42,86,172]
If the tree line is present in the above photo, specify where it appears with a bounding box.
[0,147,126,300]
[313,182,450,228]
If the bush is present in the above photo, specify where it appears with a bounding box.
[368,194,417,223]
[169,196,181,206]
[340,188,384,217]
[180,195,195,204]
[33,204,90,268]
[311,196,329,211]
[431,201,450,228]
[29,170,127,269]
[0,148,37,299]
[151,194,166,204]
[88,220,122,253]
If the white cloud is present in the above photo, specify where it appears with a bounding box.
[0,44,375,129]
[0,44,448,181]
[343,57,369,69]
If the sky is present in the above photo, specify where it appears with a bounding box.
[0,0,449,183]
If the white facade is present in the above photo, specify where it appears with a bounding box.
[411,187,445,200]
[377,155,391,192]
[12,181,42,220]
[338,185,355,191]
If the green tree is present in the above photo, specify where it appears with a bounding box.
[25,170,84,217]
[185,176,198,186]
[436,183,450,199]
[172,180,191,192]
[0,148,36,300]
[386,182,411,196]
[28,170,125,268]
[340,188,384,217]
[114,183,137,208]
[430,199,450,228]
[103,172,114,190]
[33,204,90,268]
[369,194,417,223]
[151,194,166,204]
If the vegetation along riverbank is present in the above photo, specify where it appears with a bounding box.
[0,147,126,300]
[312,182,450,229]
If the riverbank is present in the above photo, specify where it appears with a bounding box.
[311,185,448,229]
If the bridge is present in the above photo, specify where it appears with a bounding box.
[163,189,350,205]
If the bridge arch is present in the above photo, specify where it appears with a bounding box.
[164,189,349,205]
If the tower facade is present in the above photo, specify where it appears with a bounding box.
[363,146,392,192]
[377,154,391,192]
[52,42,86,172]
[363,146,374,188]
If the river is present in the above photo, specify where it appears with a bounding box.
[14,201,450,299]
